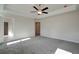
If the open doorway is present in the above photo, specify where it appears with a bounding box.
[4,19,14,42]
[4,22,8,36]
[35,22,40,36]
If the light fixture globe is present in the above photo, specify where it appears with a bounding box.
[37,10,42,15]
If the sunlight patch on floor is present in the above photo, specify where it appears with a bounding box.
[55,48,72,54]
[7,38,31,45]
[21,38,31,41]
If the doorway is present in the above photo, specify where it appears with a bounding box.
[4,22,8,35]
[35,22,40,36]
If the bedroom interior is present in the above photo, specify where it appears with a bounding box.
[0,4,79,54]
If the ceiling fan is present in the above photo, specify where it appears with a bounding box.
[31,4,48,15]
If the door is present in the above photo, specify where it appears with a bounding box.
[35,22,40,36]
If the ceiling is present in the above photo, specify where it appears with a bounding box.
[4,4,75,19]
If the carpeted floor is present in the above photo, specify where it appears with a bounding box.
[0,36,79,54]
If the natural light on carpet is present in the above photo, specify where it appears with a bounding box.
[21,38,31,41]
[55,48,72,54]
[7,38,31,45]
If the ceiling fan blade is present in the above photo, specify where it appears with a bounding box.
[42,7,48,11]
[42,12,48,14]
[33,6,38,10]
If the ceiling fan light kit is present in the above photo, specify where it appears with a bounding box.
[37,11,42,15]
[32,4,48,15]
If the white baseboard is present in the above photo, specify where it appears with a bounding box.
[42,35,79,44]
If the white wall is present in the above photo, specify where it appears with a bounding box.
[13,16,35,40]
[0,17,4,43]
[0,15,35,42]
[0,4,4,11]
[41,11,79,43]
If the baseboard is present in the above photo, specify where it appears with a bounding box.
[41,35,79,44]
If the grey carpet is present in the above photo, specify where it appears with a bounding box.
[0,36,79,54]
